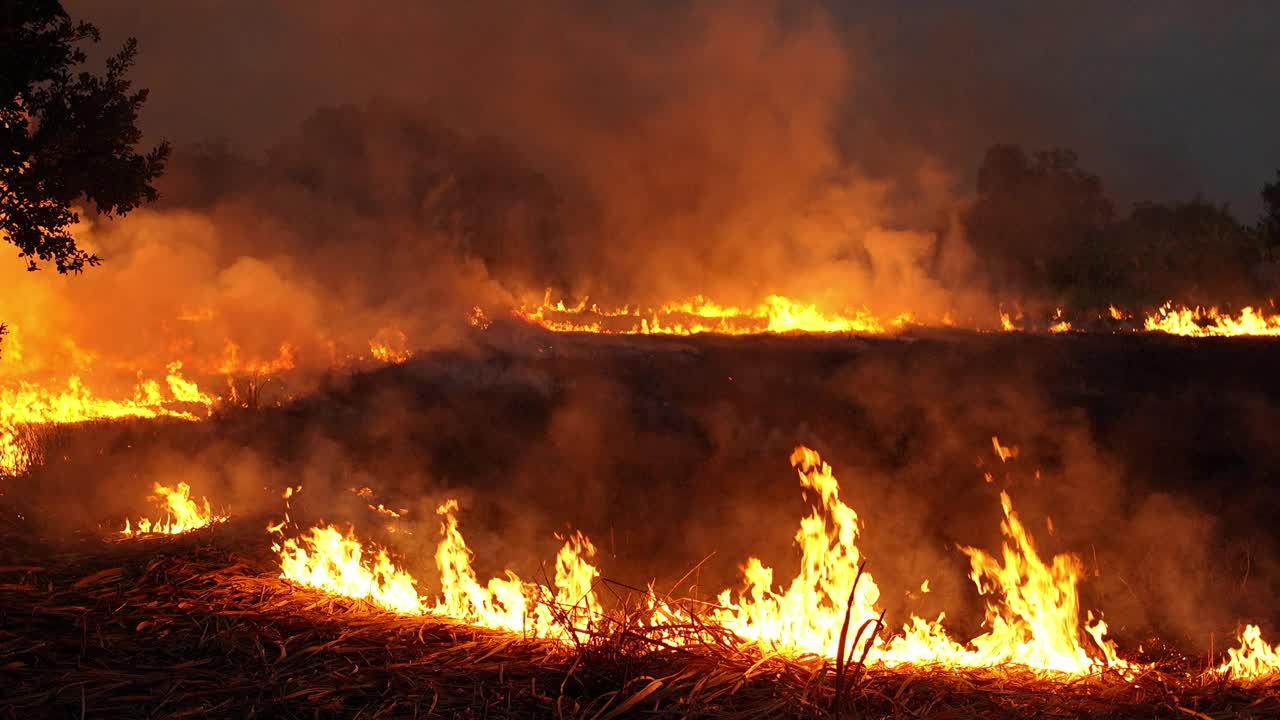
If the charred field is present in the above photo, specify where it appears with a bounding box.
[5,327,1280,719]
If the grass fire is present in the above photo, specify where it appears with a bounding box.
[4,1,1280,718]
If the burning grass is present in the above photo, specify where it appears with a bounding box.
[2,523,1279,719]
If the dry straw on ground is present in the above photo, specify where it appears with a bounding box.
[1,522,1278,719]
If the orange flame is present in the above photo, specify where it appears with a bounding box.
[1144,303,1280,337]
[1218,625,1280,682]
[274,497,601,641]
[710,445,1128,674]
[1,365,214,476]
[516,293,893,335]
[121,481,227,536]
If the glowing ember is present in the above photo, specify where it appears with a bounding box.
[218,340,297,376]
[999,308,1022,332]
[369,328,411,364]
[121,482,227,536]
[1144,303,1280,337]
[1219,625,1280,682]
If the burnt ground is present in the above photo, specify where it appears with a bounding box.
[4,326,1280,717]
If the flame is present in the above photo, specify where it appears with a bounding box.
[516,294,893,335]
[218,340,297,376]
[992,435,1019,462]
[121,481,227,536]
[951,491,1126,673]
[710,445,1127,674]
[468,306,492,329]
[999,308,1022,332]
[369,328,411,364]
[1219,625,1280,682]
[275,524,426,615]
[1144,303,1280,337]
[434,499,600,640]
[1,367,214,476]
[274,497,601,641]
[1049,308,1072,334]
[711,446,886,657]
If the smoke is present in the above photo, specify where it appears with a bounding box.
[8,0,1278,660]
[40,0,996,320]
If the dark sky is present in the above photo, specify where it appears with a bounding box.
[67,0,1280,217]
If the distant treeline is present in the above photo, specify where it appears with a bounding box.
[965,145,1280,308]
[162,105,1280,309]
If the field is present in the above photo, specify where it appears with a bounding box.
[5,326,1280,718]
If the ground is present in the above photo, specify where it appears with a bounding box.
[4,326,1280,718]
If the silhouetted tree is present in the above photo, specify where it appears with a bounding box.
[1,0,169,274]
[1108,197,1258,305]
[964,145,1112,297]
[1262,169,1280,260]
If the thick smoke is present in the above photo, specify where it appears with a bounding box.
[45,0,992,319]
[8,0,1278,657]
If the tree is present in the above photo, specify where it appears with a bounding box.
[964,144,1112,297]
[1,0,169,274]
[1262,169,1280,260]
[1111,197,1257,305]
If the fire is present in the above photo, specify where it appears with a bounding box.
[992,435,1019,462]
[999,307,1022,332]
[275,524,426,615]
[218,340,297,375]
[711,445,1127,674]
[951,490,1125,673]
[369,328,411,364]
[1,366,214,476]
[1219,625,1280,682]
[515,294,1280,336]
[1049,308,1072,334]
[434,499,601,640]
[121,481,227,536]
[516,293,893,335]
[710,446,882,657]
[1143,303,1280,337]
[274,497,601,641]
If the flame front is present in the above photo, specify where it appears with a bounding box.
[121,481,227,536]
[516,294,893,336]
[1144,303,1280,337]
[1219,625,1280,682]
[710,446,1127,674]
[710,447,882,656]
[2,366,214,476]
[275,524,425,615]
[274,497,601,641]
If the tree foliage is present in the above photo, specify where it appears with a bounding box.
[964,145,1112,296]
[0,0,169,273]
[1262,169,1280,257]
[965,143,1279,306]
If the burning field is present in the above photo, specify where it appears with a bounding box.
[5,1,1280,717]
[6,319,1280,719]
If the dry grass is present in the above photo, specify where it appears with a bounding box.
[2,523,1279,719]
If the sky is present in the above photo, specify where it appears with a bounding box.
[66,0,1280,218]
